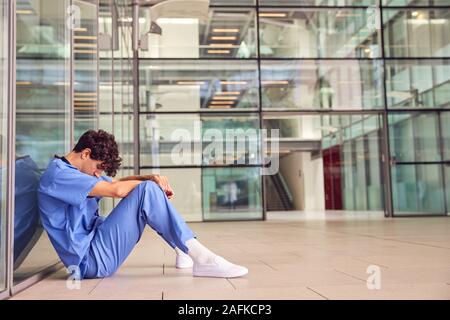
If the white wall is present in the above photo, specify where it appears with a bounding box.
[279,152,304,210]
[279,151,325,211]
[302,152,325,211]
[144,20,200,58]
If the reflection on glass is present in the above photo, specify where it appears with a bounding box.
[389,113,441,162]
[15,0,69,283]
[261,60,383,110]
[392,164,446,215]
[0,0,7,293]
[13,156,43,271]
[74,0,99,141]
[383,9,450,58]
[139,60,259,112]
[142,169,202,222]
[385,59,450,109]
[139,8,256,58]
[139,114,261,167]
[203,167,263,220]
[259,8,380,58]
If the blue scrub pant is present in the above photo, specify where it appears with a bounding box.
[82,180,196,279]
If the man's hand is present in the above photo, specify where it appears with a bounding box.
[114,174,175,199]
[145,175,175,199]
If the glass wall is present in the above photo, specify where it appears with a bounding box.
[10,0,134,291]
[134,0,450,218]
[382,2,450,216]
[98,0,134,215]
[14,0,70,283]
[73,0,99,140]
[259,7,380,58]
[138,3,264,221]
[389,112,448,215]
[261,60,384,110]
[385,59,450,109]
[322,114,385,211]
[0,0,9,295]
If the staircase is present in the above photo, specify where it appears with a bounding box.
[265,172,294,211]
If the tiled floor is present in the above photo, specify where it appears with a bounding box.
[10,211,450,300]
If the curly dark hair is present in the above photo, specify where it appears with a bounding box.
[73,130,122,177]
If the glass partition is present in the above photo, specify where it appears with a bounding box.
[261,60,384,110]
[139,60,259,112]
[320,114,384,211]
[389,112,449,216]
[259,8,380,58]
[203,167,263,220]
[383,8,450,58]
[139,7,257,59]
[142,168,203,222]
[385,59,450,109]
[140,114,261,167]
[73,0,99,141]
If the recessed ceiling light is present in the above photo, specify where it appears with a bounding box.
[215,91,240,95]
[210,101,236,105]
[261,80,289,85]
[208,105,232,109]
[209,43,234,47]
[207,49,231,54]
[211,36,237,41]
[212,96,238,100]
[74,50,97,54]
[220,81,247,85]
[74,36,97,40]
[212,28,239,33]
[16,9,33,15]
[259,12,287,18]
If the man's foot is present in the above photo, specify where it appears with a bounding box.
[193,255,248,278]
[175,249,194,269]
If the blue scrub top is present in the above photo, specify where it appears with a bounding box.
[38,158,111,274]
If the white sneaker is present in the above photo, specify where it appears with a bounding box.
[176,250,194,269]
[193,256,248,278]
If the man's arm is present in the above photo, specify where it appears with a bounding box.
[89,180,142,198]
[93,174,174,199]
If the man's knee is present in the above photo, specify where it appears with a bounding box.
[142,180,164,194]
